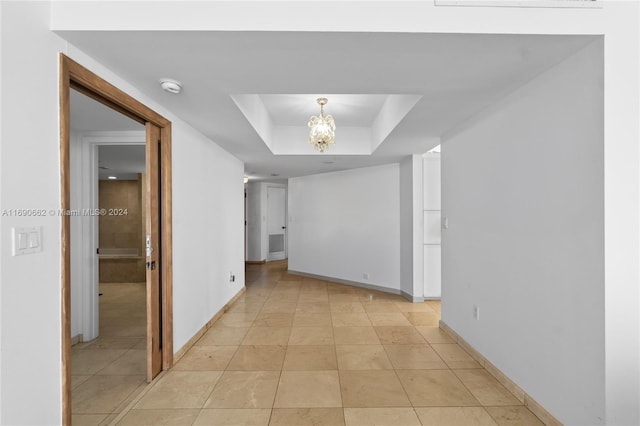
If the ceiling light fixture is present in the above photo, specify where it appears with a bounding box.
[308,97,335,153]
[159,78,183,94]
[107,176,117,180]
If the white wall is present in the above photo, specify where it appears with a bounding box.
[288,164,400,291]
[601,7,640,423]
[442,41,605,425]
[399,155,424,301]
[0,2,245,423]
[1,3,68,423]
[171,123,244,352]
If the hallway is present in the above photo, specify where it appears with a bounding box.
[104,261,543,425]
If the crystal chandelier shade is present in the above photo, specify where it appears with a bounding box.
[308,97,335,153]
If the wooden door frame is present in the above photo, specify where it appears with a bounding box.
[59,54,174,425]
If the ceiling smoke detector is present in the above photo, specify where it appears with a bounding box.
[160,78,183,94]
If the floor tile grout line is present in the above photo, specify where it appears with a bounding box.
[269,271,289,420]
[105,370,167,425]
[388,345,420,411]
[450,368,525,408]
[328,293,346,413]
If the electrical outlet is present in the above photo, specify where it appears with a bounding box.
[363,273,369,280]
[229,272,235,283]
[473,305,480,320]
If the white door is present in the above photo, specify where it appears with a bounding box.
[267,186,287,261]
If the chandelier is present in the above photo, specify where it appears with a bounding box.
[308,97,335,153]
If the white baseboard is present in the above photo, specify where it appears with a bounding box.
[439,320,562,426]
[173,286,246,363]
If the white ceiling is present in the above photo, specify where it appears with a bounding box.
[260,94,388,126]
[70,89,143,132]
[61,31,598,181]
[98,145,146,181]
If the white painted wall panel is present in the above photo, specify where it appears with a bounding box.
[423,155,441,211]
[423,245,442,299]
[423,153,442,299]
[423,211,441,245]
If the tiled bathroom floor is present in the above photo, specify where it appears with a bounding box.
[110,261,545,426]
[71,282,147,425]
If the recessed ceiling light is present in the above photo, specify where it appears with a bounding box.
[159,78,183,94]
[107,176,117,180]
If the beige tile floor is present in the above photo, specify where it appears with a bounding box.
[112,261,545,426]
[72,282,147,426]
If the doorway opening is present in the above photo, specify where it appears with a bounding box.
[69,86,149,421]
[60,54,173,425]
[267,185,287,262]
[244,182,288,263]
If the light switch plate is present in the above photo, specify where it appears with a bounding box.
[28,231,40,248]
[12,227,42,256]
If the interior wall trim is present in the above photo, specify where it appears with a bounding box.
[439,320,562,426]
[173,286,247,363]
[288,269,403,297]
[401,291,425,303]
